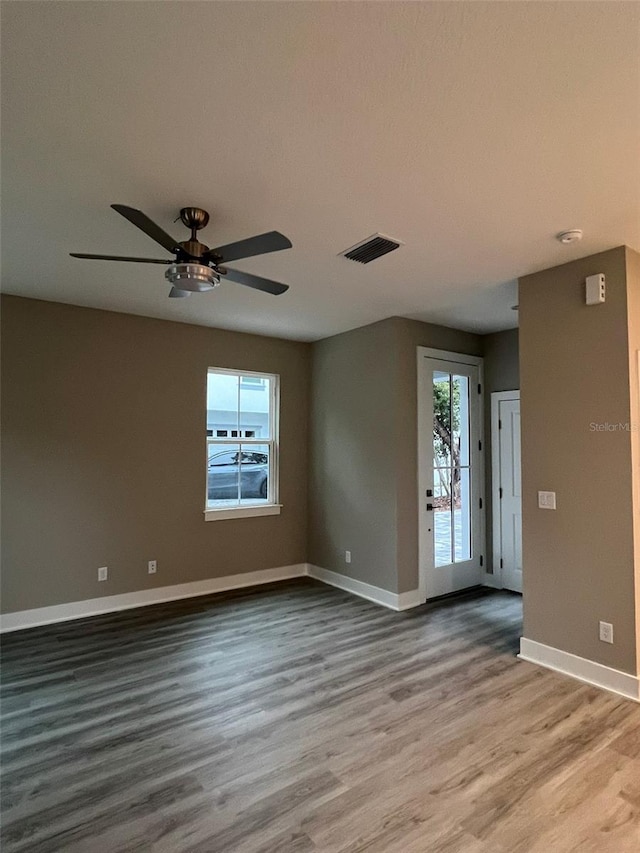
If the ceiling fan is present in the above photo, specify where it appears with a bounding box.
[71,205,292,298]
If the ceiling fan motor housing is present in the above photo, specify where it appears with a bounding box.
[178,239,210,260]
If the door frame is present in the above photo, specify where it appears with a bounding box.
[491,390,521,589]
[417,347,485,602]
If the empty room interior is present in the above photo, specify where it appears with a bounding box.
[1,2,640,852]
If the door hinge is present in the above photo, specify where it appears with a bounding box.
[478,439,482,451]
[478,383,482,394]
[500,558,504,569]
[479,555,484,567]
[499,487,503,499]
[479,497,483,510]
[498,419,502,430]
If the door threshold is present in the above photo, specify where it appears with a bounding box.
[425,584,487,604]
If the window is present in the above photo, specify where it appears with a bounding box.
[205,369,280,520]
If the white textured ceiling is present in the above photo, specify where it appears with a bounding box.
[2,1,639,341]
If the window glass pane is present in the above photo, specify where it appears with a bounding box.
[239,444,270,504]
[207,373,239,438]
[239,376,271,440]
[433,372,452,467]
[240,376,265,389]
[452,375,470,467]
[206,370,277,510]
[207,443,241,505]
[434,482,452,568]
[454,467,472,562]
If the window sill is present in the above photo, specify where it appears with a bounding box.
[204,504,282,522]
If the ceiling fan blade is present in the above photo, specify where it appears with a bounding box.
[111,204,181,254]
[223,267,289,296]
[208,231,292,264]
[70,253,171,264]
[168,287,191,298]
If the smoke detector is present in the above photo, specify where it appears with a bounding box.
[556,229,583,244]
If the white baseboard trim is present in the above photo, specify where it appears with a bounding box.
[482,572,502,590]
[0,562,427,633]
[397,589,425,610]
[0,564,307,633]
[518,637,640,703]
[307,564,422,611]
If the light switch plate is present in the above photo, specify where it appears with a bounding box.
[538,490,556,510]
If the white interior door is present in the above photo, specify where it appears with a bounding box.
[492,393,522,593]
[418,350,484,600]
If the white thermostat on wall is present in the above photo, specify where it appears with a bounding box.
[585,273,606,305]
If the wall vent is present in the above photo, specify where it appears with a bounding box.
[339,233,403,264]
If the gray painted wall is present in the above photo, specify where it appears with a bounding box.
[1,299,501,613]
[627,249,640,670]
[1,296,311,613]
[308,316,483,594]
[308,319,400,591]
[519,247,638,674]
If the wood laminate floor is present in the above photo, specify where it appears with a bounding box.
[1,579,639,852]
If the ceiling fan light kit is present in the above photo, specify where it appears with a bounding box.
[165,263,219,292]
[71,205,292,298]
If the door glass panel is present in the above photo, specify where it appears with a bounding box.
[453,375,470,467]
[432,372,452,467]
[433,370,473,566]
[454,467,472,562]
[434,489,452,568]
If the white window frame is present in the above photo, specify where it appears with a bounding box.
[204,367,281,521]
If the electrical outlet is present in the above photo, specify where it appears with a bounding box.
[345,550,352,564]
[98,566,108,582]
[148,560,157,574]
[538,490,556,510]
[599,621,614,644]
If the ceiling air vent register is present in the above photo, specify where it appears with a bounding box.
[340,233,403,264]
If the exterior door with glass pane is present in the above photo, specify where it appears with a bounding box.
[418,351,484,599]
